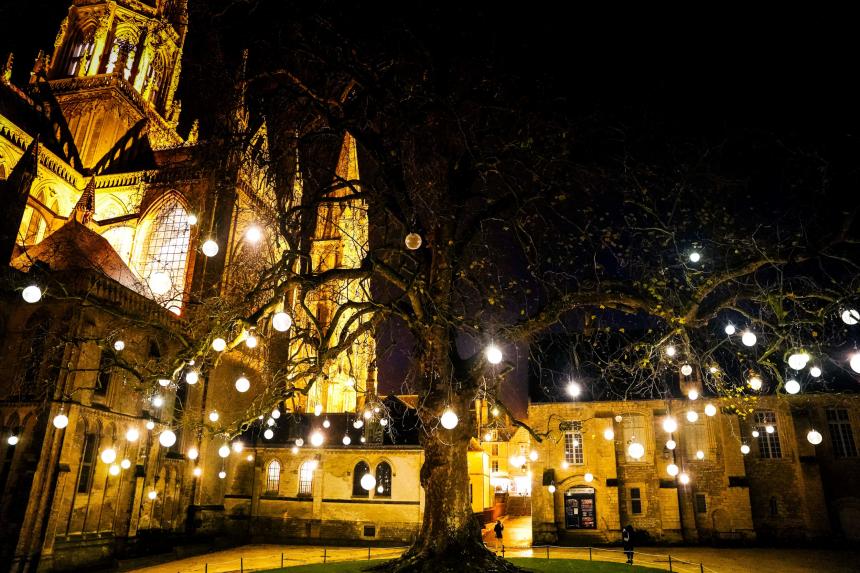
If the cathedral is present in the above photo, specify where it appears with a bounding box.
[0,1,430,571]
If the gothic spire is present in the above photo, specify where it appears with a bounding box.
[72,177,96,225]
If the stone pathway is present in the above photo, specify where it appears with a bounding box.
[125,539,860,573]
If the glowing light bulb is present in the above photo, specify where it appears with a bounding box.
[566,381,582,398]
[603,428,614,440]
[315,404,323,417]
[850,353,860,374]
[748,376,763,391]
[665,345,677,357]
[158,378,170,387]
[584,472,594,483]
[109,464,120,476]
[361,473,376,491]
[615,415,623,423]
[380,418,388,427]
[152,395,164,408]
[159,430,176,447]
[841,308,860,325]
[686,410,699,423]
[725,324,736,335]
[188,447,199,460]
[53,413,69,429]
[120,458,131,469]
[485,345,503,365]
[741,331,757,347]
[752,430,760,438]
[529,450,539,462]
[492,407,499,417]
[404,232,422,250]
[295,438,304,447]
[561,460,569,469]
[245,333,258,349]
[741,444,751,455]
[187,214,198,226]
[688,389,699,401]
[212,338,227,352]
[215,444,228,458]
[709,366,719,374]
[807,429,823,445]
[696,450,705,460]
[126,427,139,442]
[208,411,220,422]
[662,417,678,434]
[7,435,18,446]
[100,448,117,464]
[149,271,172,295]
[271,409,281,419]
[667,463,679,477]
[810,366,822,378]
[201,239,219,257]
[440,408,459,430]
[272,311,292,332]
[323,419,331,429]
[310,431,324,447]
[343,435,351,445]
[148,490,158,500]
[765,425,774,434]
[291,446,299,454]
[264,429,274,440]
[666,439,676,450]
[219,470,227,479]
[784,379,801,395]
[22,285,42,303]
[704,404,717,417]
[246,454,253,462]
[787,352,810,371]
[627,441,645,460]
[146,420,155,430]
[114,340,125,351]
[681,364,693,376]
[186,370,199,384]
[353,420,364,429]
[679,472,690,485]
[245,226,262,243]
[235,376,250,393]
[232,441,244,453]
[193,467,202,477]
[689,251,701,263]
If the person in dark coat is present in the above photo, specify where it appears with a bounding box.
[493,519,504,550]
[622,524,634,564]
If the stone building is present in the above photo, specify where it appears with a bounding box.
[527,393,860,545]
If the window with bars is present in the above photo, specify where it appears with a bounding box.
[630,487,642,514]
[375,462,392,497]
[564,423,584,465]
[77,433,98,494]
[622,415,646,462]
[827,409,858,458]
[754,411,782,459]
[265,460,281,494]
[298,461,315,496]
[140,198,190,312]
[352,461,370,497]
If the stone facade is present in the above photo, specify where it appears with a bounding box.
[528,394,860,545]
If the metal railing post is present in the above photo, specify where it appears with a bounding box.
[204,564,207,573]
[546,545,550,559]
[240,557,244,573]
[589,547,592,561]
[368,546,372,560]
[501,544,505,558]
[700,564,705,573]
[281,552,284,567]
[668,554,673,572]
[323,547,327,564]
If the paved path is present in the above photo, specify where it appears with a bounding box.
[125,539,860,573]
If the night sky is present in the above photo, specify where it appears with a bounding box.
[2,3,859,417]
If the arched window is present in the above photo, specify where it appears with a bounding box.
[375,462,392,497]
[136,196,190,312]
[298,461,316,496]
[77,431,98,494]
[352,461,370,497]
[105,38,136,78]
[265,460,281,494]
[66,31,94,76]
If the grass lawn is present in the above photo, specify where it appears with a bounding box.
[261,558,665,572]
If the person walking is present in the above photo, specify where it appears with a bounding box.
[493,519,505,552]
[622,524,635,565]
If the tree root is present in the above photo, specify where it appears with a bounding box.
[366,543,526,573]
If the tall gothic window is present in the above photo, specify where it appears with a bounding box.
[67,32,94,76]
[77,432,98,494]
[105,38,135,77]
[828,409,858,458]
[375,462,392,497]
[138,196,190,313]
[754,411,782,459]
[352,461,370,497]
[298,461,315,496]
[265,460,281,494]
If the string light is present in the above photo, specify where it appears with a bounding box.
[662,417,678,433]
[765,425,775,434]
[100,448,117,464]
[271,409,281,419]
[209,411,220,422]
[267,418,276,427]
[245,226,263,243]
[603,428,615,440]
[158,378,170,387]
[159,430,177,447]
[679,472,691,485]
[148,490,158,500]
[201,239,219,257]
[7,435,18,446]
[188,447,199,460]
[114,340,125,351]
[850,353,860,374]
[360,473,377,491]
[109,464,120,476]
[842,309,860,325]
[232,441,244,453]
[627,441,645,460]
[787,352,810,371]
[748,376,763,391]
[404,232,422,250]
[688,389,699,401]
[566,381,582,398]
[146,420,155,430]
[295,438,304,447]
[245,331,258,349]
[784,379,801,395]
[441,408,459,430]
[310,431,324,447]
[212,338,227,352]
[186,370,199,384]
[741,444,751,455]
[752,430,760,438]
[704,404,717,417]
[681,364,693,376]
[219,470,227,479]
[342,435,351,445]
[323,419,331,429]
[666,463,679,477]
[810,366,822,378]
[548,484,556,493]
[149,271,172,295]
[665,345,677,357]
[187,214,198,225]
[696,450,705,460]
[689,251,701,263]
[724,324,736,335]
[315,404,324,417]
[741,331,757,347]
[584,472,594,483]
[22,285,42,303]
[152,395,164,407]
[666,439,676,450]
[235,376,250,393]
[353,420,364,429]
[529,450,539,462]
[120,459,131,469]
[264,429,274,440]
[272,311,292,332]
[485,345,503,365]
[53,412,69,429]
[193,467,202,477]
[125,427,139,442]
[686,410,699,422]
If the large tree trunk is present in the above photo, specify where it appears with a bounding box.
[373,341,522,572]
